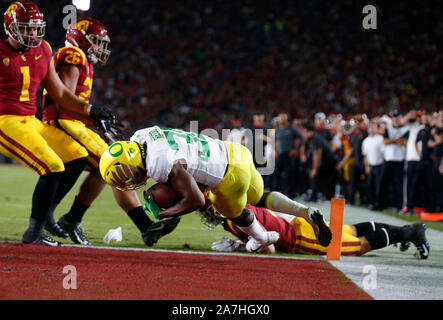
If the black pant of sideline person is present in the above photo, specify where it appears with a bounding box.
[378,161,405,211]
[406,161,421,212]
[367,164,383,209]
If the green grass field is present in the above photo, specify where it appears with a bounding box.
[0,164,233,252]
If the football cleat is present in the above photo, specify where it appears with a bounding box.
[142,217,181,246]
[22,232,62,247]
[309,207,333,247]
[404,223,430,259]
[45,223,69,238]
[245,231,280,253]
[399,241,410,252]
[57,215,91,245]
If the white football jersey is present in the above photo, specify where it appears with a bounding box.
[131,126,228,188]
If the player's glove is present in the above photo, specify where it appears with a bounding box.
[211,237,246,252]
[88,104,115,127]
[97,119,125,144]
[143,192,162,219]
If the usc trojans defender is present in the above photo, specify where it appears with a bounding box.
[42,19,180,246]
[210,203,430,259]
[0,1,115,246]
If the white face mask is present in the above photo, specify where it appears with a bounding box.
[7,19,46,48]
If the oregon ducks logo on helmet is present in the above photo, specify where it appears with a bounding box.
[99,141,147,191]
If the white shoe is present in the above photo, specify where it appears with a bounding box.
[245,231,280,253]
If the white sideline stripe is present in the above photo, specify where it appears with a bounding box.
[63,243,322,261]
[0,240,321,261]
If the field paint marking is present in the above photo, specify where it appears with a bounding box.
[0,240,322,261]
[64,243,324,261]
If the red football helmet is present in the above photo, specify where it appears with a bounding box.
[3,1,45,48]
[66,18,110,65]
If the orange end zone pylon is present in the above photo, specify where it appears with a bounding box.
[327,198,346,261]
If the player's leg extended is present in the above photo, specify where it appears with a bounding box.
[352,221,430,258]
[0,116,67,245]
[41,121,89,237]
[210,142,279,252]
[45,119,103,243]
[256,190,332,247]
[113,188,181,246]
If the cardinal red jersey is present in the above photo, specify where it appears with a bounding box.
[222,204,297,252]
[42,46,93,121]
[0,39,52,116]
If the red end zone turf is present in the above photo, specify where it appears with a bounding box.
[0,242,371,300]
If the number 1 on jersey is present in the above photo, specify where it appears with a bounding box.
[19,66,30,102]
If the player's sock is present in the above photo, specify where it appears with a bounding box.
[364,227,405,250]
[64,196,90,223]
[236,213,268,243]
[127,206,153,232]
[27,172,63,235]
[45,203,58,226]
[53,157,88,205]
[353,221,393,237]
[261,191,308,215]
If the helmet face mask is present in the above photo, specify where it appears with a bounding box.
[66,18,111,65]
[100,141,148,191]
[84,32,110,65]
[4,1,46,48]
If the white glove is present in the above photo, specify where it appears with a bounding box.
[211,237,246,252]
[103,226,122,244]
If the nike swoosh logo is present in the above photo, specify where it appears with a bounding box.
[421,244,429,257]
[42,239,59,246]
[149,224,165,232]
[35,55,42,60]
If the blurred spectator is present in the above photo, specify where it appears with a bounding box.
[415,112,435,212]
[404,109,425,214]
[226,118,246,145]
[302,122,337,202]
[378,110,410,211]
[362,121,385,209]
[348,115,368,205]
[334,118,355,199]
[271,113,303,197]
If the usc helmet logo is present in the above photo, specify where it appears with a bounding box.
[6,3,18,17]
[76,19,92,32]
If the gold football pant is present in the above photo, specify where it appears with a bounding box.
[0,115,88,175]
[291,218,361,256]
[208,141,264,219]
[47,119,109,170]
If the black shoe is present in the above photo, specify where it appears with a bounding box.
[309,208,332,247]
[399,241,410,252]
[22,232,62,246]
[142,217,181,246]
[45,223,69,238]
[404,223,430,259]
[57,215,91,245]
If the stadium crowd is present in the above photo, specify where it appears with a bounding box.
[0,0,442,214]
[240,109,443,215]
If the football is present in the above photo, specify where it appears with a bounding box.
[144,183,210,209]
[145,183,182,209]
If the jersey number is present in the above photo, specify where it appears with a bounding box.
[19,66,30,102]
[64,51,82,65]
[160,127,210,162]
[78,76,92,101]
